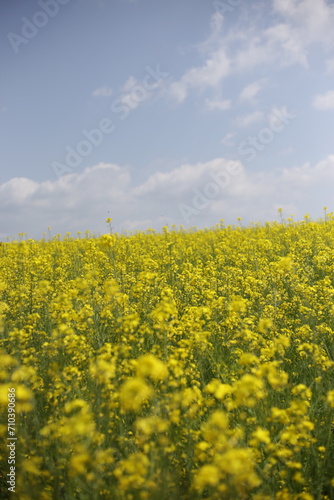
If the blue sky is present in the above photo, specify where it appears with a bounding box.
[1,0,334,239]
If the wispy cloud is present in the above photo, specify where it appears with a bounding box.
[204,98,231,111]
[221,132,236,147]
[168,0,334,106]
[119,74,161,110]
[239,78,268,103]
[312,90,334,110]
[92,86,113,97]
[267,106,296,128]
[235,110,264,128]
[326,57,334,74]
[279,146,295,156]
[197,11,225,54]
[121,76,137,93]
[168,47,230,102]
[272,0,334,48]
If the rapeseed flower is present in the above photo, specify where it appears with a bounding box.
[119,377,153,412]
[135,354,168,381]
[2,217,334,498]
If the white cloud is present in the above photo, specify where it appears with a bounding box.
[312,90,334,110]
[92,86,113,97]
[204,98,231,111]
[326,57,334,73]
[272,0,334,48]
[121,76,138,93]
[197,11,224,54]
[262,0,334,69]
[279,147,295,156]
[0,177,38,206]
[168,47,230,102]
[239,78,268,103]
[118,74,158,110]
[232,31,280,72]
[264,22,308,68]
[235,110,264,128]
[221,132,236,147]
[168,0,334,106]
[0,163,131,238]
[132,158,233,198]
[267,106,297,128]
[207,155,334,223]
[2,155,334,239]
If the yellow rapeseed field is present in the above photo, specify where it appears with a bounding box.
[1,215,334,499]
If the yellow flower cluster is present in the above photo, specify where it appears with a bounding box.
[0,215,334,499]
